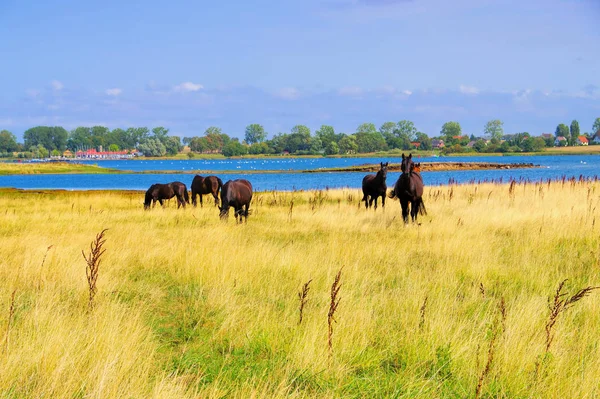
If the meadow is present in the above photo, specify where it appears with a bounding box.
[0,162,120,175]
[0,180,599,398]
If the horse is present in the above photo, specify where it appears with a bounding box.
[388,153,427,223]
[361,162,388,210]
[144,181,189,210]
[191,175,223,207]
[219,179,253,223]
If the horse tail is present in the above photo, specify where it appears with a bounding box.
[184,187,190,204]
[388,188,397,199]
[418,198,427,215]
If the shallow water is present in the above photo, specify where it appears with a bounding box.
[2,155,599,191]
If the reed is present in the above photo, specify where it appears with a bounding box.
[82,229,108,311]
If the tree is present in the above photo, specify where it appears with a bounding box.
[324,141,339,155]
[24,126,68,151]
[152,127,170,144]
[68,127,93,151]
[355,123,387,152]
[138,138,166,157]
[164,136,183,156]
[440,121,462,142]
[593,118,600,134]
[222,139,248,157]
[484,120,504,141]
[555,123,569,138]
[415,132,432,150]
[338,135,358,154]
[522,136,546,152]
[0,130,19,153]
[244,124,267,145]
[108,144,120,152]
[315,125,336,148]
[395,120,418,142]
[356,123,377,134]
[570,120,580,145]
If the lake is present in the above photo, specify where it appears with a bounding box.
[1,155,599,191]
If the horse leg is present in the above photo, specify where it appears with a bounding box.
[213,193,219,207]
[191,190,197,207]
[400,198,409,224]
[381,193,385,209]
[158,199,164,208]
[410,200,417,223]
[244,203,249,223]
[200,194,203,208]
[373,196,378,210]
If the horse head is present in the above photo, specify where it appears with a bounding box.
[401,153,414,174]
[378,162,388,181]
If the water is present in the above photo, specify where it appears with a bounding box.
[1,155,599,191]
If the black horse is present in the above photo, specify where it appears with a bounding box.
[144,181,189,210]
[361,162,388,210]
[219,179,253,223]
[388,153,427,223]
[191,175,223,207]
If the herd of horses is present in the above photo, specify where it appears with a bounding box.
[144,153,426,224]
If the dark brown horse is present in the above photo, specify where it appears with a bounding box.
[144,181,189,210]
[388,153,427,223]
[191,175,223,207]
[361,162,388,210]
[219,179,253,223]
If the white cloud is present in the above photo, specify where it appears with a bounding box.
[402,89,413,96]
[174,82,204,92]
[274,87,300,100]
[459,85,479,95]
[51,80,64,91]
[338,86,363,96]
[105,88,123,96]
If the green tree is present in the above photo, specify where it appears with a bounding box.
[24,126,68,151]
[108,144,120,152]
[338,135,358,154]
[440,121,462,142]
[356,123,377,134]
[138,138,166,157]
[68,127,93,151]
[324,141,339,155]
[222,139,248,157]
[395,120,418,142]
[484,120,504,141]
[355,123,387,153]
[244,124,267,145]
[90,126,109,148]
[152,127,170,144]
[569,120,580,145]
[315,125,336,148]
[555,123,569,138]
[0,130,19,153]
[415,132,432,150]
[164,136,183,155]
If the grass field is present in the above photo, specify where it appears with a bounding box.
[0,162,121,175]
[1,181,599,398]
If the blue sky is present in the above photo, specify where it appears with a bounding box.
[1,0,599,140]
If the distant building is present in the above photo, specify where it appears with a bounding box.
[592,130,600,144]
[75,148,133,159]
[431,139,445,149]
[62,150,73,158]
[576,135,588,146]
[541,133,553,140]
[410,142,421,149]
[554,136,567,146]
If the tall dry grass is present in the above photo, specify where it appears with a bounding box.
[0,179,599,398]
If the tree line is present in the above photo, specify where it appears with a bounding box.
[1,117,599,157]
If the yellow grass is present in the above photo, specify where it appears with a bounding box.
[0,181,599,398]
[0,162,119,175]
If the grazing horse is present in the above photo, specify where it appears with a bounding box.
[361,162,388,210]
[388,153,427,223]
[219,179,253,223]
[191,175,223,207]
[144,181,189,210]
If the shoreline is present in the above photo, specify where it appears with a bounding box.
[0,160,539,176]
